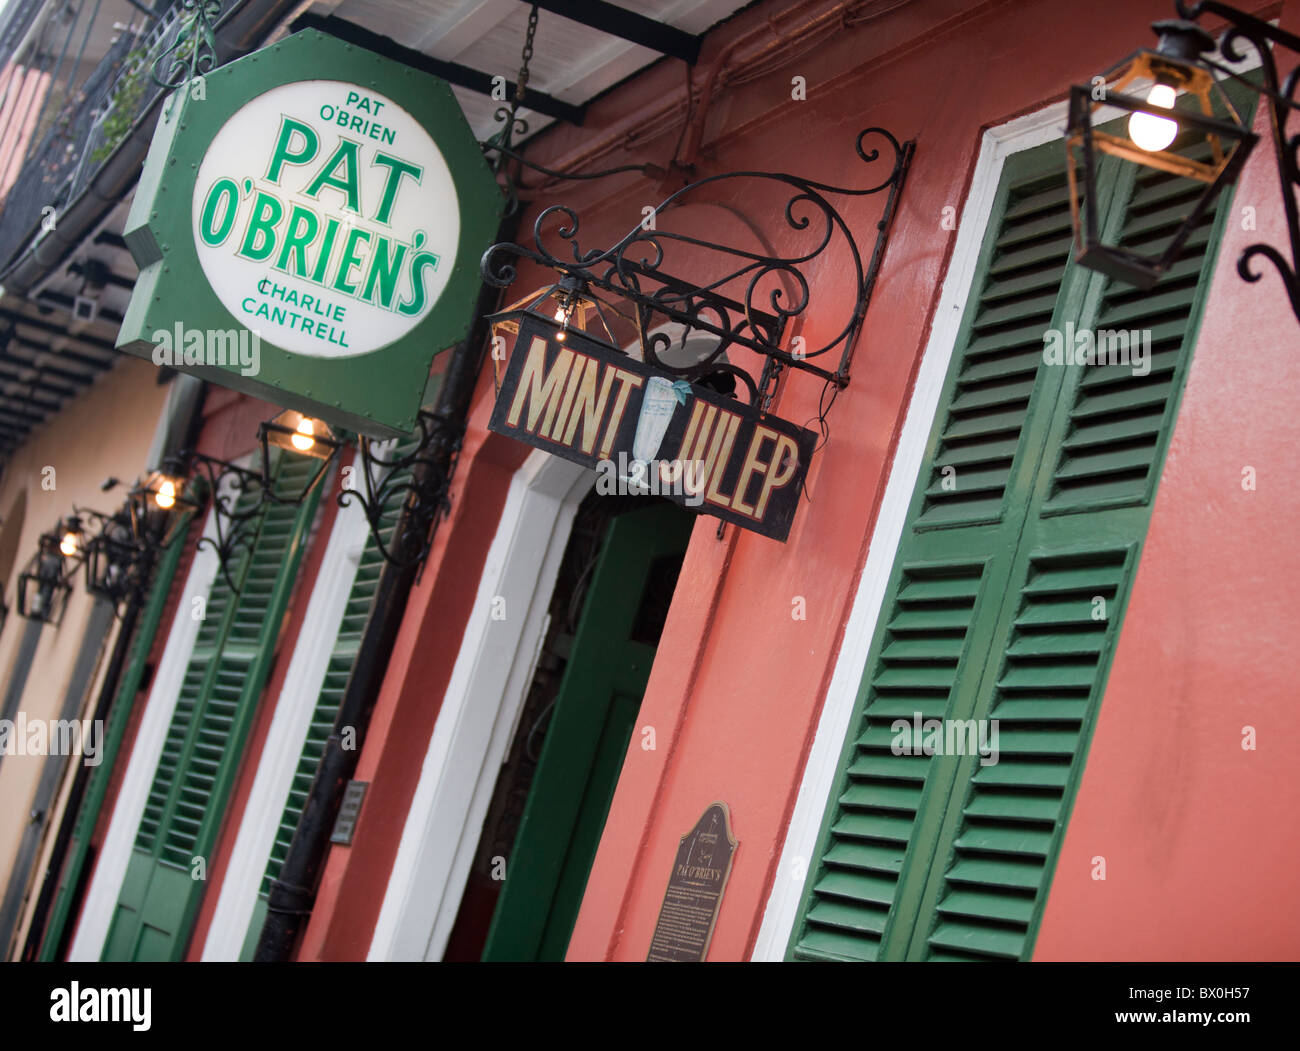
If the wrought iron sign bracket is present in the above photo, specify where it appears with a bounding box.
[480,127,915,412]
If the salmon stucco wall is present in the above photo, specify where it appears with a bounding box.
[564,0,1224,962]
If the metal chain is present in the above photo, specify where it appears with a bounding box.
[516,4,538,107]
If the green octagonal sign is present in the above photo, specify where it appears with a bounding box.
[118,29,502,437]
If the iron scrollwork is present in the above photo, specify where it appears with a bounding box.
[480,127,914,407]
[1175,1,1300,320]
[338,410,459,570]
[153,0,223,91]
[188,453,270,591]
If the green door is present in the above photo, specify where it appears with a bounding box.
[103,453,321,961]
[482,501,694,961]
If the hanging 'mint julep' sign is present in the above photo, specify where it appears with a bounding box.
[117,28,501,437]
[489,312,818,542]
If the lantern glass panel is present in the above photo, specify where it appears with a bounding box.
[1066,43,1257,288]
[264,409,338,461]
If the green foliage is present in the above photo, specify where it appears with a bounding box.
[90,48,149,166]
[90,13,207,166]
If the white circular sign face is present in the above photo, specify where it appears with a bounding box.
[192,79,460,358]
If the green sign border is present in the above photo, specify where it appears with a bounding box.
[117,28,502,437]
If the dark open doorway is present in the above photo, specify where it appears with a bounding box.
[443,492,693,961]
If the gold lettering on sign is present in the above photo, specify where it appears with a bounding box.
[507,336,571,435]
[598,368,644,460]
[755,432,799,519]
[549,354,587,442]
[732,426,801,519]
[559,357,615,454]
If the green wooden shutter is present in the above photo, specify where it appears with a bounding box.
[908,133,1236,962]
[37,510,195,961]
[790,142,1089,963]
[789,98,1246,962]
[104,452,323,961]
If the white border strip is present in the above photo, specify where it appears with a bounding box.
[68,491,227,960]
[201,454,369,960]
[368,451,589,961]
[751,102,1070,960]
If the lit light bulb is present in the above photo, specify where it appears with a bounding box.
[60,531,78,557]
[1129,82,1179,152]
[291,417,316,452]
[554,303,571,342]
[156,479,177,509]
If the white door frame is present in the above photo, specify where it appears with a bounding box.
[368,450,590,961]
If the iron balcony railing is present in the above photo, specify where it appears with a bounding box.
[0,2,186,273]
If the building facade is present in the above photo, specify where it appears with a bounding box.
[0,0,1295,964]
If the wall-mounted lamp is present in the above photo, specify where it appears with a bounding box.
[58,517,83,559]
[16,529,76,625]
[1068,2,1300,319]
[487,278,628,395]
[258,409,343,505]
[130,461,199,542]
[144,472,182,511]
[71,506,154,606]
[1066,17,1256,288]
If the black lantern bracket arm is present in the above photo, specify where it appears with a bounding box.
[480,127,914,403]
[338,410,458,571]
[186,452,270,592]
[1176,1,1300,109]
[1178,2,1300,319]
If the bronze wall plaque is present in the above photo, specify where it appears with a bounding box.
[647,802,737,961]
[329,780,368,845]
